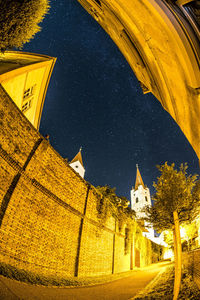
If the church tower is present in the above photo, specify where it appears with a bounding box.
[131,165,155,239]
[131,165,166,244]
[69,148,85,179]
[130,164,151,219]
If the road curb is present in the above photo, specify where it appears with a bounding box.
[129,265,168,299]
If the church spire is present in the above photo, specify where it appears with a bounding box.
[69,147,85,178]
[135,164,145,190]
[70,147,84,167]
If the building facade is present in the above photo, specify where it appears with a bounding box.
[130,165,151,219]
[130,165,167,247]
[131,165,155,240]
[0,51,56,129]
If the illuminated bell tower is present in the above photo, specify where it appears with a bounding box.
[130,164,151,219]
[131,165,155,239]
[131,165,168,245]
[69,147,85,179]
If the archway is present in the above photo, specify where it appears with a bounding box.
[77,0,200,159]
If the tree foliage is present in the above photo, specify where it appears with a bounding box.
[96,186,118,223]
[95,185,135,230]
[144,162,200,300]
[163,230,174,247]
[144,162,200,232]
[0,0,50,52]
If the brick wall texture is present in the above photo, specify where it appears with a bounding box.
[0,84,161,278]
[183,250,200,289]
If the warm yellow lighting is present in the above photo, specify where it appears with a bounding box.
[163,248,173,260]
[0,51,56,129]
[180,227,186,239]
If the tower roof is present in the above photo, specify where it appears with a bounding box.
[70,148,84,167]
[135,164,145,190]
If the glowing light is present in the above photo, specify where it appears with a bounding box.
[180,227,186,238]
[163,248,173,259]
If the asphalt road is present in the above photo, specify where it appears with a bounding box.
[0,261,171,300]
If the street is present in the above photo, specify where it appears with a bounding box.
[0,261,171,300]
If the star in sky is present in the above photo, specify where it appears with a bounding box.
[23,0,199,200]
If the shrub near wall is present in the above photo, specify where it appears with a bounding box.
[0,85,158,278]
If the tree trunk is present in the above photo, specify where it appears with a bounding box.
[173,211,182,300]
[173,227,177,297]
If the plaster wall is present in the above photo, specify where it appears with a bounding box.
[69,160,85,179]
[0,51,56,129]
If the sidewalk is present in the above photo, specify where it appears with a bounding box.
[0,261,171,300]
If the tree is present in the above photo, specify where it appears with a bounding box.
[0,0,50,52]
[144,162,200,300]
[95,185,135,229]
[96,185,118,223]
[163,230,173,247]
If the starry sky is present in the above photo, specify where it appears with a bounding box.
[23,0,199,201]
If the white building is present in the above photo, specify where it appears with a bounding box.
[69,148,85,179]
[130,164,151,219]
[131,165,166,246]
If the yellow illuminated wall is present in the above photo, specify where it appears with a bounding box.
[0,85,162,277]
[0,51,56,129]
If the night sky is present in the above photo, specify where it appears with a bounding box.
[23,0,199,200]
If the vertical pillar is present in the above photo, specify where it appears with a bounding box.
[0,137,43,227]
[112,219,116,274]
[130,237,134,270]
[74,184,90,277]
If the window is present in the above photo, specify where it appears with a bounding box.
[136,197,139,203]
[23,87,32,99]
[22,85,36,113]
[145,196,148,202]
[23,85,36,100]
[22,99,32,112]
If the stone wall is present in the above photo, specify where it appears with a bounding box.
[0,84,160,278]
[183,249,200,289]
